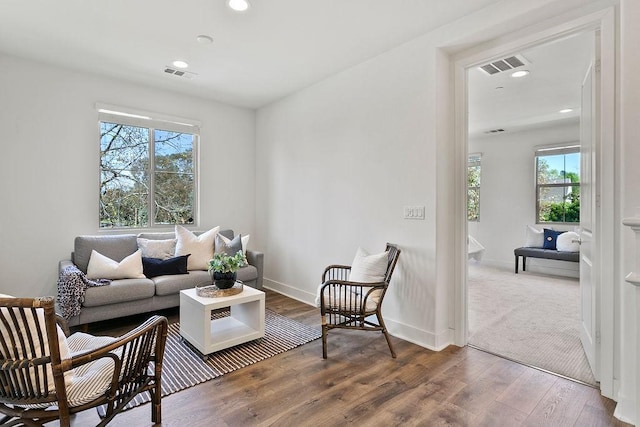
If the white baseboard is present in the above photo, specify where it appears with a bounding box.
[385,318,453,351]
[263,278,316,306]
[264,277,452,351]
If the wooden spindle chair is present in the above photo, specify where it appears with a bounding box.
[319,243,401,358]
[0,296,167,427]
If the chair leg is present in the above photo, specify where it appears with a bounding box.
[321,317,328,359]
[376,312,396,358]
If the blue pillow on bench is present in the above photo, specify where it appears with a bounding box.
[543,229,565,250]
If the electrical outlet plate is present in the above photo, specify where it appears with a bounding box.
[404,206,425,220]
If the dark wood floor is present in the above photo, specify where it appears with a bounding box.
[69,290,627,426]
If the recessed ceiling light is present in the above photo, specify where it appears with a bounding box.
[196,35,213,44]
[228,0,250,12]
[172,60,189,69]
[559,108,573,113]
[511,70,530,78]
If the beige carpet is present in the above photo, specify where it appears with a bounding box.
[467,263,596,386]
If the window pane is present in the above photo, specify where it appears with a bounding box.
[468,188,480,221]
[537,153,580,184]
[154,130,195,225]
[538,184,580,223]
[536,150,580,223]
[467,155,481,221]
[100,122,149,227]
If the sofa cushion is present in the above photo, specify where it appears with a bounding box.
[82,278,155,307]
[153,271,211,296]
[74,235,138,274]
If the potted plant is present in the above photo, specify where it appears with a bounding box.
[208,251,247,289]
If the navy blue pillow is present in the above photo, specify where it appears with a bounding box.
[542,229,565,250]
[142,254,190,278]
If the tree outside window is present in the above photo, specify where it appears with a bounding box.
[536,148,580,224]
[467,153,481,221]
[99,120,197,228]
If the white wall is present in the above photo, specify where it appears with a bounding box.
[256,38,442,347]
[0,54,256,298]
[255,0,607,350]
[468,122,580,277]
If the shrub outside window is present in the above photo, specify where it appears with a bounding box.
[468,153,481,221]
[99,108,199,228]
[536,145,580,224]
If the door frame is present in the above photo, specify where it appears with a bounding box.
[452,7,616,398]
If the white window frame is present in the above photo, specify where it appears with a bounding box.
[534,143,580,225]
[97,104,201,229]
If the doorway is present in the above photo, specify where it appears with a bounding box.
[465,32,595,385]
[452,7,616,398]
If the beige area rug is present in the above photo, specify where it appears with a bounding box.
[125,309,321,409]
[467,263,596,386]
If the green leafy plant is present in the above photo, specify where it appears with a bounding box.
[208,251,247,274]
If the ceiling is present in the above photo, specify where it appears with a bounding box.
[0,0,500,109]
[468,31,594,137]
[0,0,592,133]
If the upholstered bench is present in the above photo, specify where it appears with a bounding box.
[513,247,579,274]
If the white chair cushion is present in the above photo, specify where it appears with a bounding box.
[318,286,379,312]
[65,332,119,407]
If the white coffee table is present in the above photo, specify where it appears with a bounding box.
[179,286,265,356]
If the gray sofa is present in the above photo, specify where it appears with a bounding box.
[58,229,263,327]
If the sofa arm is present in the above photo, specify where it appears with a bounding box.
[246,250,264,290]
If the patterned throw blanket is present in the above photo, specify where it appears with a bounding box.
[57,265,110,319]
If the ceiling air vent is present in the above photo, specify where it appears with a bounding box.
[164,67,197,79]
[479,55,526,76]
[484,128,505,134]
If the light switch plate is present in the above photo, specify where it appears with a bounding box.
[404,206,425,220]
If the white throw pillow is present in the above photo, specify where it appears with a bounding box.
[137,238,177,259]
[350,247,388,283]
[86,249,145,280]
[556,231,580,252]
[0,294,74,390]
[217,233,250,255]
[349,248,389,305]
[524,225,544,248]
[175,225,220,270]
